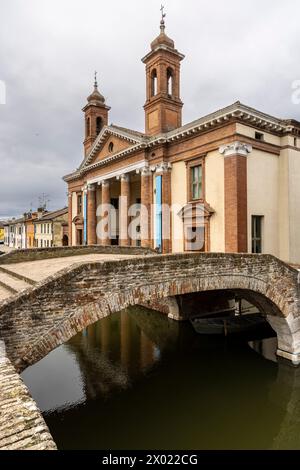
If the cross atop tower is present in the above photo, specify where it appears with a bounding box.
[160,4,166,32]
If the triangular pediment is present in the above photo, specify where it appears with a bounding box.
[80,125,145,170]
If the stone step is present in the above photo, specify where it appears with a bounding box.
[0,286,11,302]
[0,266,36,286]
[0,271,31,294]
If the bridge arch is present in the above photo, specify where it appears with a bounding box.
[0,253,299,370]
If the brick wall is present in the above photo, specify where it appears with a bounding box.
[0,253,298,371]
[0,244,155,265]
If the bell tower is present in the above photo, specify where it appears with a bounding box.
[142,7,184,136]
[82,72,111,156]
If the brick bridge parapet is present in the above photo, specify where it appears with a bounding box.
[0,253,299,369]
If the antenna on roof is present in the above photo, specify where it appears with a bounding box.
[38,193,50,210]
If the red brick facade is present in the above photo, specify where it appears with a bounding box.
[224,155,248,252]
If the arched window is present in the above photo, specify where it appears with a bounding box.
[86,117,90,137]
[167,68,174,97]
[151,69,157,97]
[96,116,102,135]
[108,142,114,152]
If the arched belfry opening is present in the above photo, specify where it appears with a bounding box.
[167,67,174,97]
[151,69,158,96]
[96,116,102,135]
[86,117,90,138]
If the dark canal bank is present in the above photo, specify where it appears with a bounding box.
[22,307,300,450]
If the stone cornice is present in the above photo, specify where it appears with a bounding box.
[87,160,147,185]
[80,125,145,170]
[141,45,185,63]
[63,101,300,183]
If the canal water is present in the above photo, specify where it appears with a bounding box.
[22,306,300,450]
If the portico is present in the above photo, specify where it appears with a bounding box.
[78,160,171,250]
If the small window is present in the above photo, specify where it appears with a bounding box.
[108,142,114,153]
[190,165,203,200]
[294,137,297,147]
[252,215,263,254]
[255,132,264,141]
[77,194,82,215]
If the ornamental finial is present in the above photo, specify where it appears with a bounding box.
[160,4,166,32]
[94,71,98,89]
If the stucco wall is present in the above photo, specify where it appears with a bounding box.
[287,148,300,264]
[205,150,225,252]
[278,148,290,262]
[247,149,279,256]
[171,161,186,252]
[237,123,281,146]
[170,152,225,253]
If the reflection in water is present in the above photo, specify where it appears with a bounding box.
[248,337,278,363]
[21,306,300,450]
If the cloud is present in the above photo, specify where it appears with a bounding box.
[0,0,299,217]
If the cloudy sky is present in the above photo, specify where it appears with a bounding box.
[0,0,299,218]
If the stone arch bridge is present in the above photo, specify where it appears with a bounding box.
[0,253,300,371]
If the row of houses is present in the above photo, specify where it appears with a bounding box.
[3,207,69,249]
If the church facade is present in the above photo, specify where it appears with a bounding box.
[64,18,300,264]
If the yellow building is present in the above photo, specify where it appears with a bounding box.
[0,221,4,245]
[25,212,38,248]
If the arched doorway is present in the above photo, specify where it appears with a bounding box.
[62,234,68,246]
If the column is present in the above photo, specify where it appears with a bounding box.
[219,142,252,253]
[156,162,172,254]
[140,166,151,248]
[87,184,97,245]
[68,192,72,246]
[83,188,87,245]
[119,174,130,246]
[101,180,110,246]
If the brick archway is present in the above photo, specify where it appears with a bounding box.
[0,253,299,369]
